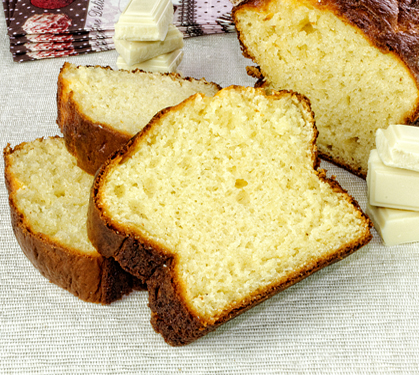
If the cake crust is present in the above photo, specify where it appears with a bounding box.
[4,139,145,304]
[57,63,133,175]
[87,87,372,344]
[86,108,176,282]
[57,91,132,176]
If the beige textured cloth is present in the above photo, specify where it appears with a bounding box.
[1,9,419,374]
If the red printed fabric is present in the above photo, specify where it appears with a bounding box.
[1,0,235,61]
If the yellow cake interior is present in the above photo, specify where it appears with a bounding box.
[100,88,369,320]
[8,138,96,255]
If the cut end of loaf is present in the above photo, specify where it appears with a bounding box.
[233,0,419,178]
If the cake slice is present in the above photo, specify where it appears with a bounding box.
[232,0,419,178]
[57,62,221,175]
[87,86,372,345]
[4,137,145,304]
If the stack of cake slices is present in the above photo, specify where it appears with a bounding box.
[367,125,419,246]
[4,63,221,304]
[4,63,373,345]
[114,0,184,73]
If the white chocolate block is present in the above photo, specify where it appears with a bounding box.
[115,0,174,41]
[366,204,419,246]
[117,49,184,73]
[376,125,419,172]
[114,25,184,66]
[367,149,419,211]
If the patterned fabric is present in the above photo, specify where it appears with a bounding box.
[2,0,235,61]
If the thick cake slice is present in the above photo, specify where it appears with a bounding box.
[232,0,419,178]
[57,62,221,175]
[4,137,144,304]
[87,86,372,345]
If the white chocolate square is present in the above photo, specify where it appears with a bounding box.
[366,204,419,246]
[367,149,419,211]
[115,0,174,41]
[116,49,184,73]
[376,125,419,172]
[114,25,183,66]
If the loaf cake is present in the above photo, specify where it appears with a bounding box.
[232,0,419,178]
[4,137,144,304]
[57,62,221,175]
[87,86,372,345]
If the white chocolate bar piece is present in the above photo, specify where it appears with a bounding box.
[117,49,184,73]
[114,25,184,66]
[115,0,174,41]
[366,204,419,246]
[376,125,419,172]
[367,149,419,211]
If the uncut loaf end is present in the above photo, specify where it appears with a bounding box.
[87,86,372,345]
[57,62,221,175]
[4,137,144,304]
[233,0,419,178]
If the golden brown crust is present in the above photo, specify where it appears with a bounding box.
[87,86,372,344]
[246,65,264,80]
[57,93,132,176]
[56,62,222,175]
[4,139,145,304]
[87,188,169,283]
[148,262,219,346]
[57,63,132,175]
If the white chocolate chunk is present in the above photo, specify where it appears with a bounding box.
[115,0,174,41]
[366,204,419,246]
[367,150,419,211]
[114,25,183,66]
[116,49,184,73]
[376,125,419,172]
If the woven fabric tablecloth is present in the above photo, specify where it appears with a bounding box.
[1,7,419,374]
